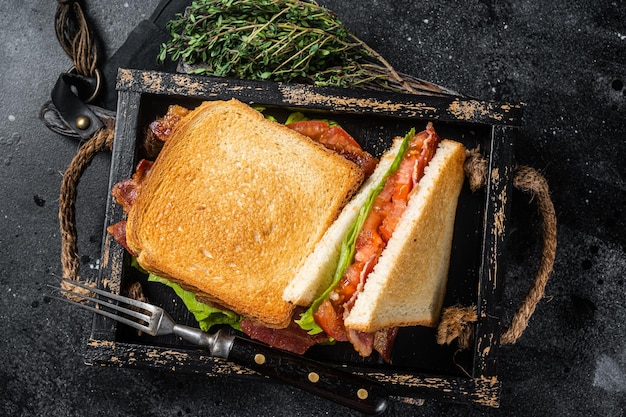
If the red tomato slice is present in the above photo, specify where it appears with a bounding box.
[313,299,348,341]
[319,126,362,149]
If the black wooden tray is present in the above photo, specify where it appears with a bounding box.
[90,68,522,407]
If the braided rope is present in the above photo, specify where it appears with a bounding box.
[59,127,114,292]
[55,0,99,77]
[501,166,557,344]
[437,149,557,346]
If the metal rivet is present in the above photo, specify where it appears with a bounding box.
[75,116,91,130]
[357,388,369,400]
[254,354,266,365]
[307,372,320,383]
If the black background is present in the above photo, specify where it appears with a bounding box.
[1,1,624,416]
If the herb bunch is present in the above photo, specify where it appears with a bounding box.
[158,0,456,95]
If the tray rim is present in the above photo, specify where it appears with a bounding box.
[92,68,520,408]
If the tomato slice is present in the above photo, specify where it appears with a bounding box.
[319,125,361,149]
[313,298,348,341]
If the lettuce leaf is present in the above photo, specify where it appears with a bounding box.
[252,105,278,122]
[295,128,416,335]
[147,274,242,332]
[284,111,339,127]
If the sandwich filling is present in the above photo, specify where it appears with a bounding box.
[296,123,441,358]
[286,118,378,177]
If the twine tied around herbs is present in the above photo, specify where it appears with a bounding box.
[436,148,558,348]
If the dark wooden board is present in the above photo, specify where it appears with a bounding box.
[91,69,522,407]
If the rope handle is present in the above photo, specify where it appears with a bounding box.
[55,0,100,78]
[437,148,557,347]
[58,127,114,294]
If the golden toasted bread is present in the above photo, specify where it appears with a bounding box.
[126,99,364,328]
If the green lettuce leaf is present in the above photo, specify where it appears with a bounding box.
[295,128,416,334]
[284,111,339,127]
[252,105,278,122]
[147,274,242,332]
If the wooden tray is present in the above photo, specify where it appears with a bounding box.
[90,68,523,407]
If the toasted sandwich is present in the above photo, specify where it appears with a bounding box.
[123,98,365,329]
[108,98,465,361]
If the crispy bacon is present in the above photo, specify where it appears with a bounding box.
[346,328,375,358]
[373,327,399,363]
[111,159,153,213]
[240,309,330,355]
[107,159,153,255]
[148,105,190,142]
[313,123,441,360]
[286,121,378,177]
[106,220,136,257]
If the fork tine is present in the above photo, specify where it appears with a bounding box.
[49,279,158,335]
[48,293,154,334]
[58,278,155,312]
[55,284,153,323]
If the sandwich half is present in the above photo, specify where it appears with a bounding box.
[285,123,466,358]
[124,99,365,329]
[345,138,466,331]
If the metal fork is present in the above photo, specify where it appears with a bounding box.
[50,278,388,415]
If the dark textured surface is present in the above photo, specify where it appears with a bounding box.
[1,1,625,416]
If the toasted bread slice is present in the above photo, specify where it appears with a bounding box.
[344,139,466,332]
[283,137,404,306]
[126,99,364,328]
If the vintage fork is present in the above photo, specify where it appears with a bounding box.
[49,278,388,415]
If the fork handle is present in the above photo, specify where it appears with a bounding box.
[226,335,388,415]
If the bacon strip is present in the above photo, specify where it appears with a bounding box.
[286,121,378,177]
[148,105,190,142]
[111,159,153,213]
[106,220,136,257]
[240,308,330,355]
[107,159,154,256]
[373,327,399,363]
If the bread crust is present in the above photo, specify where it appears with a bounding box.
[126,99,364,328]
[344,139,466,332]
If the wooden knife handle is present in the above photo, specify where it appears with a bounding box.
[227,335,389,415]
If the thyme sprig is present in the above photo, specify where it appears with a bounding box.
[158,0,458,96]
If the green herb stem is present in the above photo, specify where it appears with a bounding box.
[160,0,458,96]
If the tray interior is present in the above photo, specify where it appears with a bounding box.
[93,69,522,405]
[114,92,490,377]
